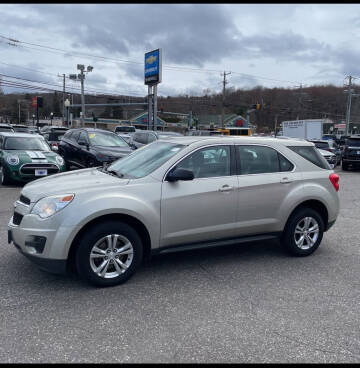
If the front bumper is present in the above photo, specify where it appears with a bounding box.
[7,203,75,274]
[10,236,67,274]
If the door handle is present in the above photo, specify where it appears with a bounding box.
[280,177,292,184]
[218,185,234,192]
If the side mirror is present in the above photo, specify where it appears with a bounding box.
[167,168,194,182]
[78,140,87,146]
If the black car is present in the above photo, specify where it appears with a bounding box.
[58,128,133,169]
[341,135,360,170]
[308,139,341,166]
[0,123,15,133]
[130,130,183,149]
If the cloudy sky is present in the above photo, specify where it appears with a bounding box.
[0,3,359,97]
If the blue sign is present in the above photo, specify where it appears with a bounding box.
[144,48,162,85]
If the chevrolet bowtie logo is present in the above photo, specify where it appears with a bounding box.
[146,55,157,65]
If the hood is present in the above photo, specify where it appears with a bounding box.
[22,167,129,202]
[93,145,132,157]
[318,148,334,157]
[3,150,59,164]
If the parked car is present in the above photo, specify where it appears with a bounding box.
[188,130,223,136]
[40,125,68,135]
[114,125,136,134]
[130,130,183,149]
[58,128,133,169]
[0,123,15,133]
[27,126,40,134]
[8,136,339,287]
[341,135,360,170]
[42,128,68,152]
[11,125,31,133]
[0,132,66,185]
[114,126,137,144]
[308,139,341,166]
[317,148,336,169]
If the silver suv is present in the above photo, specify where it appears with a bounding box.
[8,137,340,287]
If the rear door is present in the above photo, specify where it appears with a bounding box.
[161,144,238,247]
[234,144,298,236]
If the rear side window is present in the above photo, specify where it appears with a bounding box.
[288,146,329,169]
[237,145,293,174]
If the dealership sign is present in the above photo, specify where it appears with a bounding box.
[144,48,162,85]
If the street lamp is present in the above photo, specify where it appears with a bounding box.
[64,98,70,128]
[72,64,93,126]
[50,112,54,126]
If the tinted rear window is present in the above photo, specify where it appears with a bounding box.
[313,142,329,149]
[288,146,330,169]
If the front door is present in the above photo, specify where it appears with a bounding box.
[161,145,238,247]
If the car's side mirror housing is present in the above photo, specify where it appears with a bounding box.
[166,168,194,182]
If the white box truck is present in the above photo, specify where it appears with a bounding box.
[281,119,324,140]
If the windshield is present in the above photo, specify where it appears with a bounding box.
[4,137,50,151]
[347,138,360,147]
[13,128,30,133]
[107,142,185,179]
[88,131,128,147]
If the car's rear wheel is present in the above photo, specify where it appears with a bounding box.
[281,207,324,256]
[0,166,11,185]
[75,221,143,287]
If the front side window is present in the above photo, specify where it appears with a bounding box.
[175,145,231,178]
[237,145,281,175]
[147,133,157,143]
[134,133,147,144]
[107,142,185,179]
[78,131,89,143]
[4,137,50,151]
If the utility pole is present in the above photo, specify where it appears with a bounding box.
[221,71,231,128]
[274,114,278,137]
[296,83,302,120]
[62,74,65,124]
[79,68,85,127]
[345,75,353,136]
[18,100,21,124]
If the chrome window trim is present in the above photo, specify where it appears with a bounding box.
[162,143,233,182]
[234,143,297,176]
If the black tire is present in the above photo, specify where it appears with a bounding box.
[0,165,11,185]
[281,207,324,257]
[342,162,349,171]
[64,161,71,171]
[86,158,97,168]
[75,221,143,287]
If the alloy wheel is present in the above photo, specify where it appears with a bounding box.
[294,217,319,250]
[89,234,134,278]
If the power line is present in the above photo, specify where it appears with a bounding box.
[0,34,302,86]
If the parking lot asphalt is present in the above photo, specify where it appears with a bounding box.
[0,167,359,363]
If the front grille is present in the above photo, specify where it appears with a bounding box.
[19,195,31,205]
[13,212,23,226]
[20,163,59,175]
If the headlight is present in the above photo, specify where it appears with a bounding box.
[7,155,19,165]
[55,155,64,166]
[31,194,74,219]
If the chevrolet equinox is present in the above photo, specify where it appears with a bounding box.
[8,136,340,286]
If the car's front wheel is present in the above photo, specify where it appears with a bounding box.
[75,221,143,287]
[281,207,324,256]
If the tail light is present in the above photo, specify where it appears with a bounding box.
[51,143,58,147]
[329,173,339,192]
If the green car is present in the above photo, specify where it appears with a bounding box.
[0,132,66,185]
